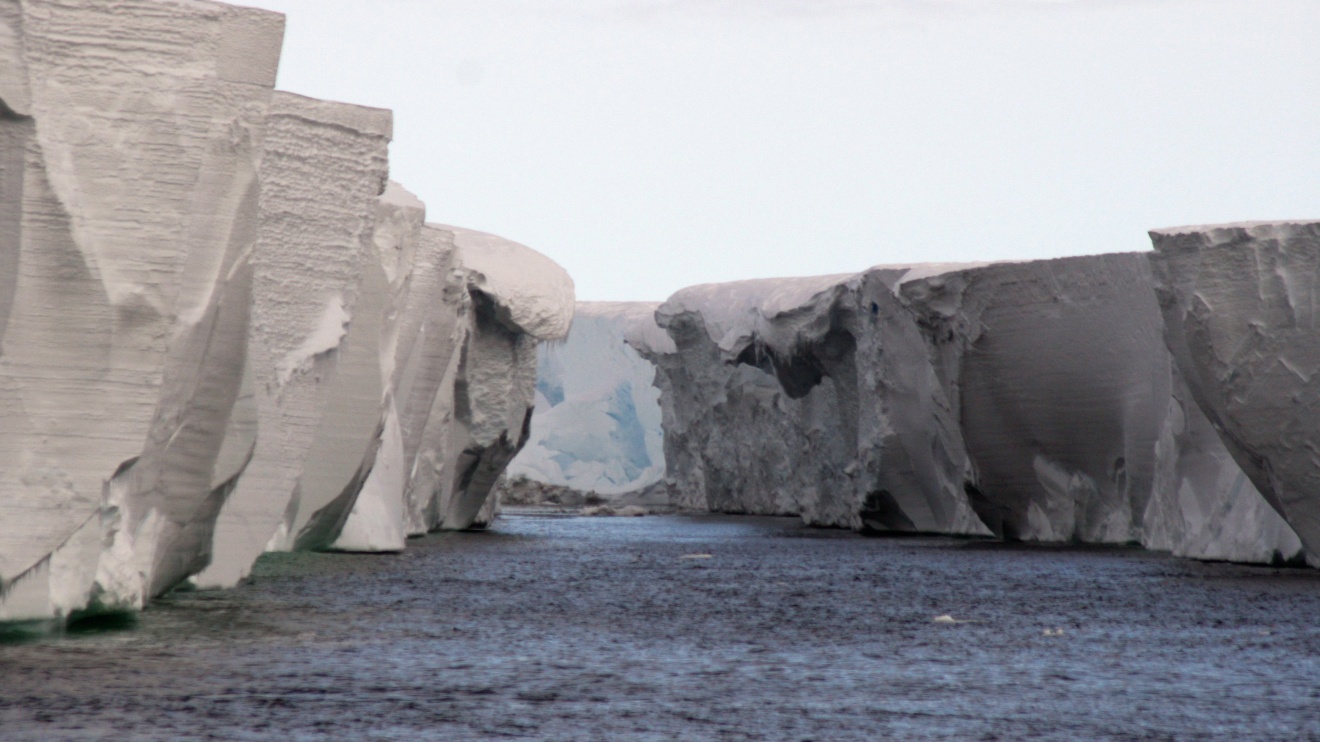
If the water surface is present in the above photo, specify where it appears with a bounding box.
[3,513,1319,740]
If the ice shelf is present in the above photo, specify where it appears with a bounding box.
[633,255,1303,564]
[0,0,284,620]
[0,0,575,621]
[1150,221,1320,565]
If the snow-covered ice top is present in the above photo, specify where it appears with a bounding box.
[444,226,575,341]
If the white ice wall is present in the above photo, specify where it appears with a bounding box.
[194,94,391,586]
[0,1,579,618]
[506,301,666,496]
[0,0,283,620]
[418,226,576,531]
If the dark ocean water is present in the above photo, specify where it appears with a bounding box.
[2,512,1319,741]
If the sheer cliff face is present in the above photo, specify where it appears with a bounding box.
[330,184,435,553]
[507,301,667,496]
[193,98,391,586]
[0,0,284,619]
[642,254,1300,562]
[901,254,1171,543]
[1150,221,1320,564]
[0,0,577,618]
[642,271,987,534]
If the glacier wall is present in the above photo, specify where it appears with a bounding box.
[0,0,575,621]
[195,93,393,587]
[900,254,1169,543]
[506,301,667,496]
[642,255,1304,564]
[639,270,988,534]
[0,0,284,620]
[1150,221,1320,565]
[423,226,576,531]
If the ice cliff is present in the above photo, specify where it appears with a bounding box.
[641,255,1302,564]
[1150,221,1320,565]
[411,226,576,531]
[195,93,393,587]
[899,254,1299,562]
[640,270,989,534]
[506,302,667,496]
[0,0,575,620]
[0,0,284,620]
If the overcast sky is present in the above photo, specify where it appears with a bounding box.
[246,0,1320,301]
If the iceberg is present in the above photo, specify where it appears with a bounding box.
[406,226,575,531]
[193,92,392,586]
[330,183,431,553]
[0,0,581,622]
[640,254,1303,563]
[640,269,987,534]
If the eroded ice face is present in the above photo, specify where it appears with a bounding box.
[0,0,285,620]
[1151,220,1320,566]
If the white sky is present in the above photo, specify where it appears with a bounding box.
[246,0,1320,301]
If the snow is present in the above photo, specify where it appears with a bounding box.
[440,226,575,341]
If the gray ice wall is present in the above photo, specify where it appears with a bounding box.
[642,254,1303,564]
[1150,221,1320,566]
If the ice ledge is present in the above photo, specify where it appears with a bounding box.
[442,225,575,341]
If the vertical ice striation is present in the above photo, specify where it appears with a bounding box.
[195,92,391,586]
[506,302,667,496]
[0,0,283,620]
[1150,221,1320,564]
[1142,366,1304,564]
[331,182,431,553]
[0,0,582,619]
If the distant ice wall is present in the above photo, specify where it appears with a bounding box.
[507,302,666,496]
[640,270,988,534]
[1150,221,1320,565]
